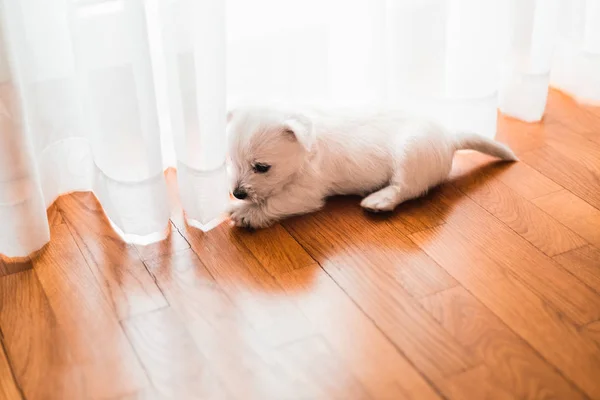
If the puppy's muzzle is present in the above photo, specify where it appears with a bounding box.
[232,187,248,200]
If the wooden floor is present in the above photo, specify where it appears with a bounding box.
[1,89,600,400]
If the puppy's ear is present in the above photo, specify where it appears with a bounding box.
[283,114,315,152]
[226,110,235,123]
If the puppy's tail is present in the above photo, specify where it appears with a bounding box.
[453,132,518,161]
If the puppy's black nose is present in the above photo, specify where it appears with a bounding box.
[232,188,247,200]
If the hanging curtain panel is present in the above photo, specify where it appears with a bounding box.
[1,0,599,257]
[158,0,229,231]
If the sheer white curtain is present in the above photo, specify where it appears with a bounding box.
[1,0,599,258]
[0,0,228,258]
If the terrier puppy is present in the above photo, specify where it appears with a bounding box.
[227,106,517,229]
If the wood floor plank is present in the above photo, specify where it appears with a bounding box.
[0,270,84,399]
[533,189,600,248]
[283,203,477,390]
[149,251,372,399]
[451,160,586,256]
[231,221,441,399]
[144,250,259,399]
[33,224,148,398]
[542,126,600,178]
[583,320,600,349]
[495,112,570,155]
[494,163,563,200]
[420,286,586,399]
[58,192,168,319]
[360,188,452,235]
[545,89,600,144]
[168,172,404,398]
[410,223,600,399]
[174,222,315,347]
[387,192,451,234]
[234,223,317,276]
[436,185,600,325]
[439,365,515,400]
[276,265,441,399]
[498,102,600,160]
[122,307,230,399]
[579,128,600,145]
[554,245,600,295]
[144,249,324,399]
[521,145,600,210]
[451,152,563,201]
[530,89,600,148]
[320,260,477,377]
[284,197,458,299]
[0,341,20,400]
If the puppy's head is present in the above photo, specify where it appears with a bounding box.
[227,107,314,203]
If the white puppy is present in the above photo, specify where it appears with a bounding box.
[226,106,516,229]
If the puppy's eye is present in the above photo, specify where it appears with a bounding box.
[253,163,271,173]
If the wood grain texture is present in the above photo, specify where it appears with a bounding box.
[0,341,20,400]
[198,218,439,399]
[521,145,600,210]
[451,159,586,256]
[321,259,477,380]
[276,265,441,400]
[583,320,600,349]
[533,189,600,248]
[451,152,563,200]
[410,222,600,399]
[144,250,270,399]
[58,192,168,319]
[541,126,600,184]
[0,270,84,399]
[494,114,551,155]
[33,224,148,398]
[434,185,600,325]
[554,245,600,294]
[234,223,317,275]
[492,162,562,200]
[285,197,459,299]
[420,286,585,399]
[145,248,347,399]
[283,199,477,392]
[173,222,315,348]
[545,90,600,144]
[439,365,515,400]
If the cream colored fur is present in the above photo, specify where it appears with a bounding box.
[226,106,517,229]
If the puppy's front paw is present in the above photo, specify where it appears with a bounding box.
[361,191,397,213]
[228,202,272,229]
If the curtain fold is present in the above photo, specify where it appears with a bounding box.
[498,0,560,121]
[0,0,599,258]
[551,0,600,104]
[0,3,51,258]
[157,0,229,230]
